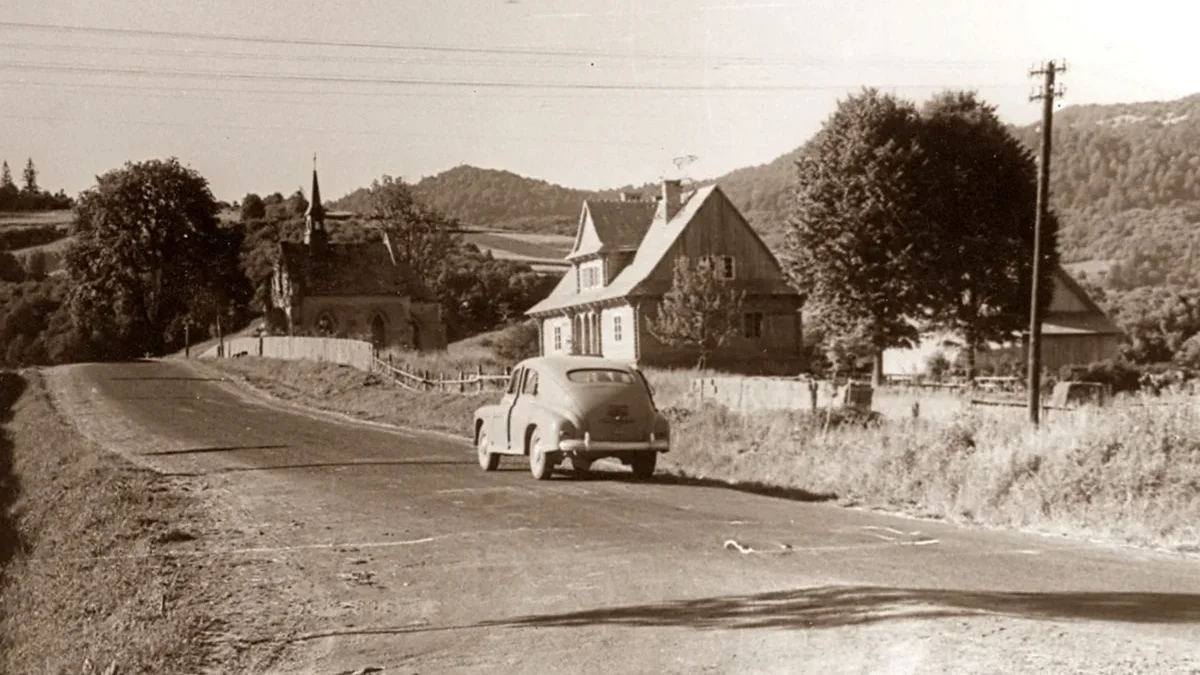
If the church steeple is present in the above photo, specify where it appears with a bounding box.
[304,153,327,248]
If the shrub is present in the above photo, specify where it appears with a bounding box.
[1059,359,1143,394]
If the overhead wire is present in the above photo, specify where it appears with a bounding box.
[0,19,1014,68]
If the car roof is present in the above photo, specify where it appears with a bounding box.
[516,355,637,374]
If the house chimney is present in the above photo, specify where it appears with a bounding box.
[661,179,682,220]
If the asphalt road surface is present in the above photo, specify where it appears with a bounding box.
[46,361,1200,675]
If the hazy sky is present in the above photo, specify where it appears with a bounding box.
[2,0,1197,202]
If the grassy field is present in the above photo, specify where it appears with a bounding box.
[0,370,228,673]
[199,349,1200,553]
[0,210,73,228]
[459,228,572,261]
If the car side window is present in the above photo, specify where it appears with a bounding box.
[522,369,539,396]
[506,368,522,395]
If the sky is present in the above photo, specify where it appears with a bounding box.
[2,0,1198,203]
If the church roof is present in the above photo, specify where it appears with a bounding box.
[278,240,431,299]
[305,159,325,221]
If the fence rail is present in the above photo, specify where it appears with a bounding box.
[372,357,510,393]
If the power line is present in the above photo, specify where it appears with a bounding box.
[0,19,1015,68]
[0,112,673,148]
[0,60,1016,93]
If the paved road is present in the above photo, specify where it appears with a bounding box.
[48,361,1200,674]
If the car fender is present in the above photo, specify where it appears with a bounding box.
[519,400,578,453]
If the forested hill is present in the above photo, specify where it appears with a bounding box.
[330,166,654,235]
[330,93,1200,271]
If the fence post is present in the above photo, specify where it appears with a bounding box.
[459,371,465,394]
[477,364,484,393]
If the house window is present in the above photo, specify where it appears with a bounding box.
[719,256,736,280]
[613,315,623,342]
[581,265,602,289]
[743,312,763,339]
[553,326,563,352]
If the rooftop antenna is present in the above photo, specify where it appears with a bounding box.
[666,154,700,189]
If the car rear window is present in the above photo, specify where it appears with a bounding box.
[566,368,636,385]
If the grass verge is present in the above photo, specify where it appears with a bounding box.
[200,356,1200,553]
[0,369,229,674]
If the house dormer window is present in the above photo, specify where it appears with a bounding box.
[580,260,604,290]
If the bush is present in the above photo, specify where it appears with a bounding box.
[486,321,541,363]
[1058,359,1143,394]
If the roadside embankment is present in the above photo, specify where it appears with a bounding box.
[0,369,229,674]
[201,356,1200,553]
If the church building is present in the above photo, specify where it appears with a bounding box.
[267,159,447,351]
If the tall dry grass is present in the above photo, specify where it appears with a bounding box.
[663,397,1200,551]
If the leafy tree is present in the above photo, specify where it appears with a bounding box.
[286,189,309,217]
[64,158,250,359]
[0,251,26,283]
[21,158,37,194]
[785,88,937,385]
[649,255,746,368]
[240,193,266,221]
[919,91,1060,380]
[361,175,461,293]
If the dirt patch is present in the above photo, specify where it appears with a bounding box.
[0,369,280,674]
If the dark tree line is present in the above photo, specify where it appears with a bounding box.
[0,158,73,211]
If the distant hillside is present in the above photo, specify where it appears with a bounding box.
[329,93,1200,291]
[330,166,657,235]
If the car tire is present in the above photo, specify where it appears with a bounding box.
[572,458,593,479]
[630,452,657,480]
[477,429,500,472]
[528,429,554,480]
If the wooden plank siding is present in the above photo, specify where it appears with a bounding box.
[635,297,803,373]
[642,194,790,288]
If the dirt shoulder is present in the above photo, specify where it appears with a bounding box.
[0,370,220,673]
[0,367,308,675]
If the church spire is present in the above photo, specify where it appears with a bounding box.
[304,153,328,249]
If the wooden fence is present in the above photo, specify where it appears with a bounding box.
[372,357,511,393]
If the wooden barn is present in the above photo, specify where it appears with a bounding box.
[525,180,804,374]
[881,265,1124,377]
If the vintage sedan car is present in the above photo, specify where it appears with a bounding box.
[472,355,671,480]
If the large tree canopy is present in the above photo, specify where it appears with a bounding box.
[786,87,1062,381]
[64,157,250,359]
[919,90,1059,378]
[785,88,939,381]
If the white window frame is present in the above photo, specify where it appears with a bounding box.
[553,325,562,351]
[613,315,623,342]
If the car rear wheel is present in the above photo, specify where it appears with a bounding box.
[477,429,500,471]
[629,452,657,480]
[528,429,554,480]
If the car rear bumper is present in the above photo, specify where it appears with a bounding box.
[556,438,670,453]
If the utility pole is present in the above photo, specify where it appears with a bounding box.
[1027,59,1067,425]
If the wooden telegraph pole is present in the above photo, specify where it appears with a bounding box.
[1027,60,1067,425]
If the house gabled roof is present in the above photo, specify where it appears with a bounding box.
[526,185,796,316]
[567,199,656,259]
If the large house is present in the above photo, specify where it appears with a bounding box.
[881,265,1124,377]
[267,161,447,350]
[525,179,804,373]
